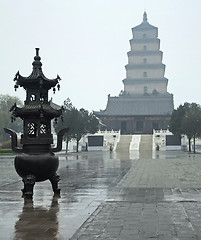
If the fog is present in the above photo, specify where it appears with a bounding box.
[1,0,201,111]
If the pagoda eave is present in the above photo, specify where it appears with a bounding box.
[16,76,58,89]
[125,63,165,70]
[13,105,62,119]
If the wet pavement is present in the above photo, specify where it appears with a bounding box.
[1,151,201,239]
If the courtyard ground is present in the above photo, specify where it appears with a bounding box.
[1,150,201,239]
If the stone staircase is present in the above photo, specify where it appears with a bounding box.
[139,135,153,152]
[116,135,132,152]
[115,134,153,152]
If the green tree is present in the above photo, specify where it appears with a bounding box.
[181,103,201,153]
[54,98,99,153]
[54,98,74,153]
[169,102,201,153]
[169,103,189,136]
[72,108,99,152]
[0,94,23,142]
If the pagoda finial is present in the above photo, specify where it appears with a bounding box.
[143,11,148,22]
[33,48,42,69]
[35,48,39,56]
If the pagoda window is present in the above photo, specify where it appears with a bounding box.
[143,45,147,51]
[27,122,38,137]
[143,33,147,38]
[40,124,47,134]
[40,95,45,102]
[144,86,148,93]
[143,72,147,77]
[40,96,44,102]
[143,58,147,64]
[30,94,36,101]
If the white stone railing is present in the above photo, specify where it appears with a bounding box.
[153,129,172,150]
[78,129,121,151]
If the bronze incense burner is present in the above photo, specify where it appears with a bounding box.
[5,48,68,198]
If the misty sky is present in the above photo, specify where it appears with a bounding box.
[1,0,201,112]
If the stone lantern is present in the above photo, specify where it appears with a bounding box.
[4,48,69,198]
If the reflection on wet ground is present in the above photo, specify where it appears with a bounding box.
[59,151,134,189]
[1,150,201,239]
[0,151,134,239]
[15,197,59,240]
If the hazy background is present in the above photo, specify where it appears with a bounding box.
[1,0,201,112]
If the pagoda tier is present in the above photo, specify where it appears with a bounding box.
[14,70,59,90]
[11,48,63,146]
[14,48,61,105]
[11,104,62,120]
[14,48,60,89]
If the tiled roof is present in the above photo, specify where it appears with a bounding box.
[132,21,157,30]
[95,94,174,116]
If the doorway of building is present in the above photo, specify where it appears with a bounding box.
[136,121,143,133]
[121,121,127,134]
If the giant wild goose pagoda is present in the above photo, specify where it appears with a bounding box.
[94,12,174,134]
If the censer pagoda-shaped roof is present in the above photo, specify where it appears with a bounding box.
[11,48,63,121]
[14,48,61,92]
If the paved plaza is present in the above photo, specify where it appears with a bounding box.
[1,150,201,239]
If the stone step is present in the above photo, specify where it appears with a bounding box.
[116,134,153,152]
[116,135,132,152]
[139,135,153,152]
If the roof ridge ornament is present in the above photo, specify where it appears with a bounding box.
[36,48,39,56]
[32,48,42,73]
[143,11,148,22]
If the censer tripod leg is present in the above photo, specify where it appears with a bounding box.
[21,175,36,199]
[49,173,61,195]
